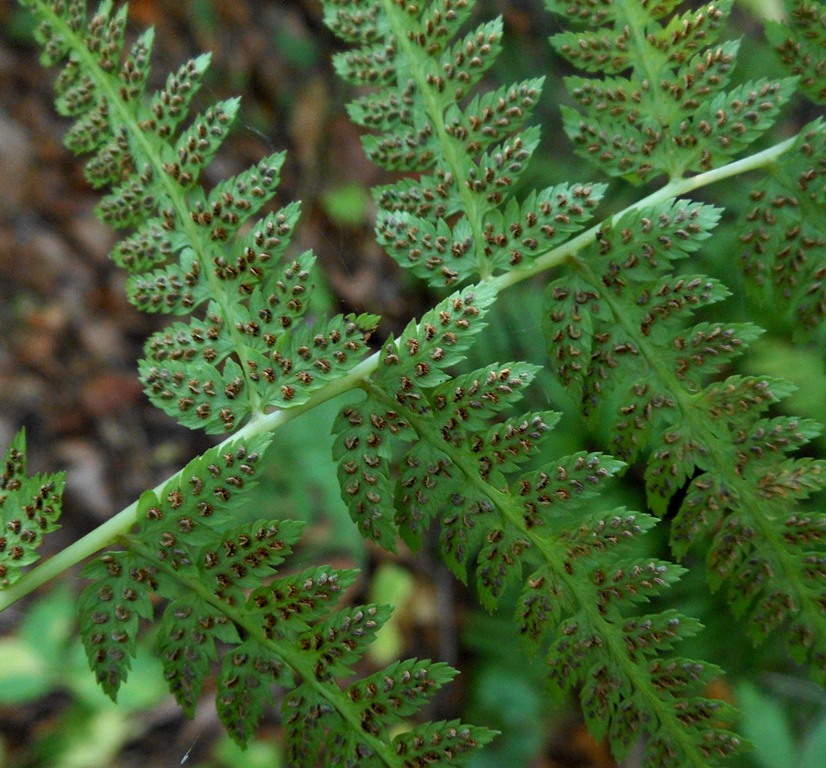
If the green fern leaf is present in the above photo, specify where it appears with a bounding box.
[348,658,457,727]
[476,526,531,611]
[333,39,399,86]
[0,430,64,588]
[431,362,540,436]
[480,410,559,485]
[544,199,726,458]
[144,53,211,139]
[767,0,826,104]
[283,677,493,768]
[438,17,504,97]
[591,557,685,610]
[251,566,361,637]
[549,0,796,180]
[515,567,564,651]
[333,398,409,551]
[110,219,174,271]
[446,77,545,155]
[157,598,241,716]
[282,684,337,766]
[396,440,463,553]
[75,434,488,756]
[78,550,155,699]
[376,210,479,285]
[376,286,496,394]
[649,2,731,60]
[541,186,826,677]
[483,183,606,271]
[167,98,239,190]
[688,78,797,167]
[333,288,498,552]
[466,124,541,206]
[391,719,498,767]
[740,118,826,343]
[330,281,737,764]
[327,0,598,285]
[217,640,291,747]
[201,519,305,606]
[300,603,392,679]
[27,0,379,435]
[139,357,249,433]
[200,153,288,240]
[321,0,383,45]
[20,0,826,763]
[252,311,380,409]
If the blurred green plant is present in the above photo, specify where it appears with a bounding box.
[0,585,168,768]
[736,680,826,768]
[2,0,826,766]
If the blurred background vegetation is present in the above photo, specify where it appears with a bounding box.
[0,0,825,766]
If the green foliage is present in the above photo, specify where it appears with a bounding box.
[22,0,380,435]
[329,0,602,286]
[332,287,738,763]
[75,436,493,762]
[740,120,826,343]
[549,0,796,181]
[3,0,826,766]
[767,0,826,104]
[0,430,64,588]
[537,0,826,686]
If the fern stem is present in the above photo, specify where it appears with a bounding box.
[489,132,798,292]
[0,79,799,612]
[0,9,797,611]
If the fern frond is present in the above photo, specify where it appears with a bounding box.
[24,0,379,434]
[767,0,826,104]
[13,0,826,763]
[333,293,740,766]
[324,0,603,286]
[15,1,503,759]
[548,0,797,181]
[740,118,826,344]
[543,198,826,680]
[544,199,727,452]
[77,549,155,697]
[0,431,64,588]
[78,437,494,758]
